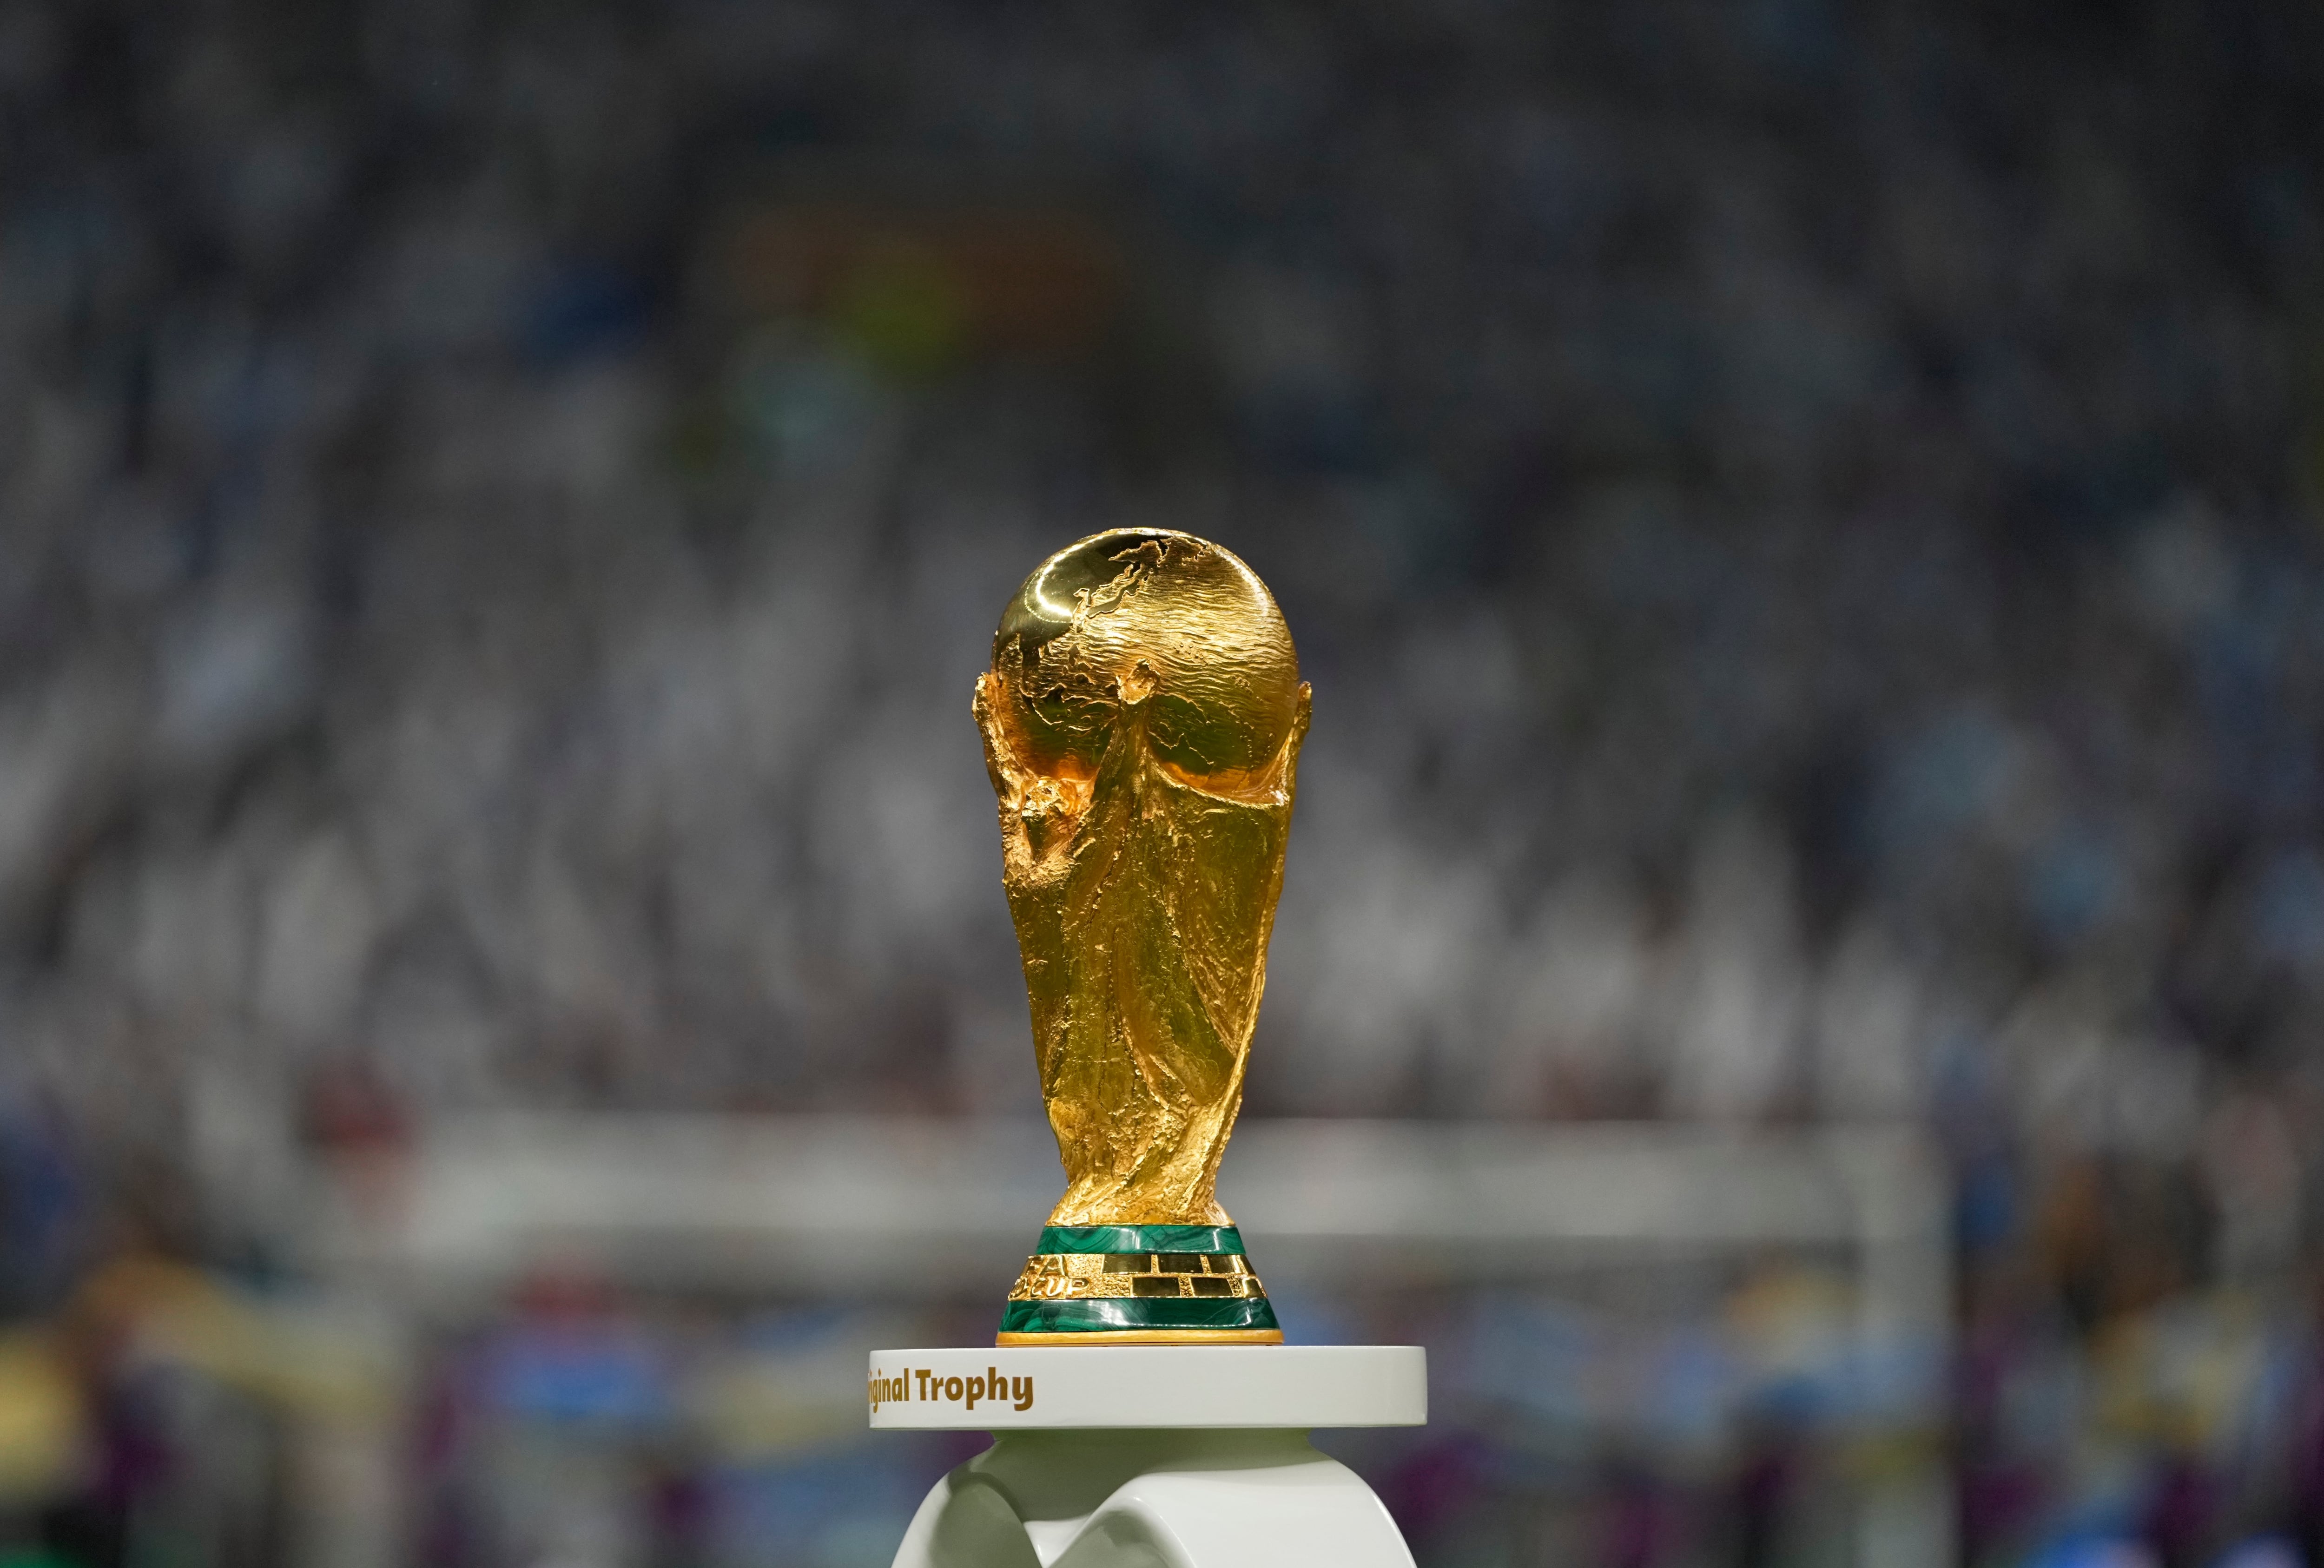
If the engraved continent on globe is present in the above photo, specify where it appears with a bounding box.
[984,531,1306,789]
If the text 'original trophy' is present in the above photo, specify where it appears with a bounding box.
[871,531,1426,1568]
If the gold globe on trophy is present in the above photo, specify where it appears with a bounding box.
[974,529,1309,1345]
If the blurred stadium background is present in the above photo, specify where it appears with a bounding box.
[0,0,2322,1564]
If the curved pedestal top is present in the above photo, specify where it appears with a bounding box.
[889,1430,1417,1568]
[868,1345,1426,1430]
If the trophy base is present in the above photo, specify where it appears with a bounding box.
[1000,1226,1282,1345]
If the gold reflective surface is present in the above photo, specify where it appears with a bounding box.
[976,530,1309,1228]
[1005,1252,1267,1302]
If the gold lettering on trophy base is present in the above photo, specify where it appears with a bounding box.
[873,1366,1036,1413]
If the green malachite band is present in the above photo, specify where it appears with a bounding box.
[1035,1225,1246,1256]
[999,1297,1281,1335]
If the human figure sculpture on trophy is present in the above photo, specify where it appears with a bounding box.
[870,530,1427,1568]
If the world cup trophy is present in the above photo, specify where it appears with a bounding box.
[872,529,1422,1568]
[973,528,1308,1345]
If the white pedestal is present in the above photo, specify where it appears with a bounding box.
[869,1346,1425,1568]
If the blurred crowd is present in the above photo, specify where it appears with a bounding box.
[1,0,2322,1564]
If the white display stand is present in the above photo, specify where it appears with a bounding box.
[870,1346,1425,1568]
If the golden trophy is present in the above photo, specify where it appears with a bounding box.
[975,529,1309,1345]
[869,532,1421,1568]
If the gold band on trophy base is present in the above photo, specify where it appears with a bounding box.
[1009,1251,1266,1297]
